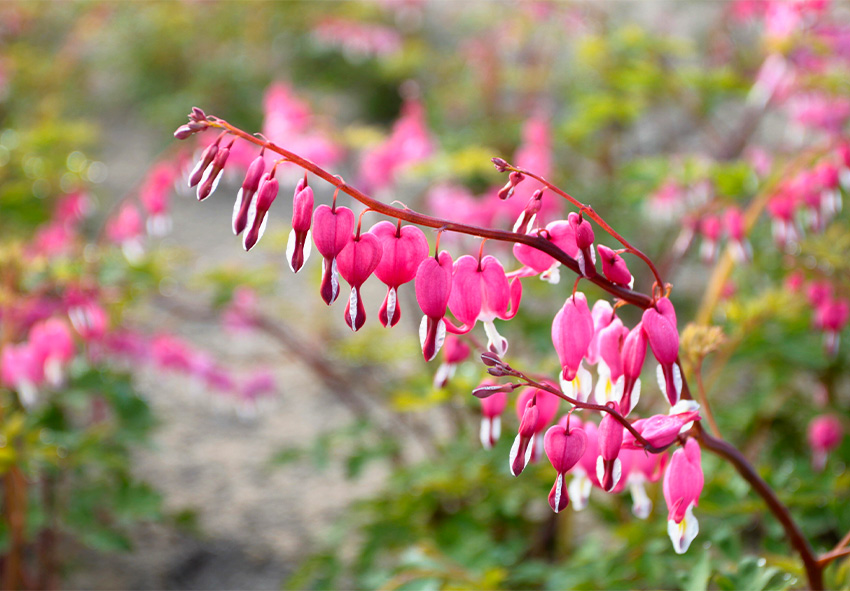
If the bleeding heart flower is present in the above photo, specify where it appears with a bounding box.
[596,404,624,492]
[312,204,355,305]
[642,297,681,406]
[552,292,594,382]
[447,255,522,356]
[569,212,596,277]
[511,387,560,472]
[232,154,266,235]
[286,175,315,273]
[243,171,279,251]
[511,220,579,284]
[663,439,703,554]
[370,221,429,327]
[336,230,383,331]
[415,251,453,361]
[544,420,587,512]
[597,245,633,288]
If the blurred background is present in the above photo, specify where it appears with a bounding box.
[0,1,849,589]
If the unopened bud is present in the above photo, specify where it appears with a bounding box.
[491,157,509,172]
[189,142,219,188]
[473,382,517,398]
[174,125,194,140]
[498,171,525,200]
[191,107,207,121]
[481,352,503,367]
[488,366,511,377]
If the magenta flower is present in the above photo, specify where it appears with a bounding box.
[106,203,145,263]
[620,323,647,416]
[642,297,682,406]
[568,212,596,277]
[370,221,429,327]
[594,317,629,408]
[28,318,75,387]
[724,206,752,263]
[596,404,624,492]
[233,154,266,236]
[511,220,579,284]
[807,414,844,471]
[415,251,453,361]
[510,387,560,475]
[197,140,232,202]
[815,297,849,357]
[139,162,177,236]
[68,301,108,342]
[336,230,383,332]
[312,204,355,305]
[597,245,633,288]
[552,292,594,382]
[243,170,280,252]
[663,438,704,554]
[622,406,702,450]
[477,380,508,449]
[699,215,722,264]
[566,417,599,510]
[447,255,522,357]
[1,342,43,407]
[543,421,587,513]
[287,176,315,273]
[188,139,219,188]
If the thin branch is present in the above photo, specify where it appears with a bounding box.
[818,546,850,568]
[206,117,655,311]
[693,358,722,438]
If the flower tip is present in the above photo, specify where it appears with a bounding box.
[491,157,509,172]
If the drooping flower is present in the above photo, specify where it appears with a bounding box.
[815,297,849,357]
[415,250,453,361]
[511,220,579,284]
[370,221,429,327]
[28,318,75,387]
[336,229,383,331]
[596,404,624,492]
[312,204,355,305]
[197,140,232,202]
[620,323,647,416]
[543,419,587,512]
[287,175,315,273]
[594,317,629,408]
[807,414,843,471]
[567,417,600,511]
[622,405,702,450]
[597,245,633,288]
[1,342,43,408]
[663,439,704,554]
[642,297,682,406]
[569,212,596,277]
[477,380,508,450]
[699,215,722,264]
[447,255,522,357]
[233,154,267,236]
[724,206,752,263]
[139,162,177,236]
[243,170,280,251]
[510,387,560,475]
[552,292,594,383]
[106,203,145,263]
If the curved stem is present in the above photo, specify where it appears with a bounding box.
[504,163,665,290]
[209,118,655,310]
[695,425,823,590]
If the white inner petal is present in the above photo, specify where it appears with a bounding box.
[348,287,358,330]
[553,473,564,513]
[480,418,492,449]
[629,480,652,519]
[569,472,592,512]
[483,321,508,357]
[330,258,339,302]
[386,287,397,324]
[232,188,245,234]
[286,228,297,272]
[509,433,522,476]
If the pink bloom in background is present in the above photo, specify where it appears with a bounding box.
[240,370,277,403]
[55,191,93,227]
[663,438,704,554]
[150,334,195,373]
[477,380,507,449]
[261,82,343,172]
[28,318,75,387]
[426,184,489,227]
[807,414,843,470]
[787,93,850,134]
[106,202,145,263]
[433,334,470,388]
[698,215,722,264]
[312,18,403,61]
[68,301,108,342]
[491,117,560,228]
[359,99,434,192]
[223,287,259,334]
[1,342,43,407]
[648,181,686,222]
[724,206,752,263]
[30,222,76,258]
[139,161,178,236]
[815,297,850,356]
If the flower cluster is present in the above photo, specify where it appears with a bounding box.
[174,108,711,554]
